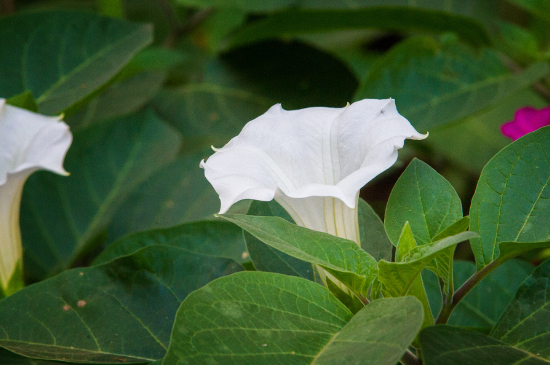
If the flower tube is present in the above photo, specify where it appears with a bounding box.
[201,98,426,285]
[0,99,72,296]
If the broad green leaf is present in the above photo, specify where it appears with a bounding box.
[492,258,550,356]
[198,8,247,52]
[93,220,248,266]
[20,110,181,281]
[312,297,423,365]
[122,47,187,77]
[5,91,37,112]
[421,325,550,365]
[152,85,272,152]
[355,37,550,132]
[105,148,222,242]
[470,125,550,269]
[163,272,422,365]
[0,11,152,114]
[499,241,550,262]
[222,214,377,297]
[449,260,533,327]
[163,271,352,365]
[506,0,550,22]
[245,201,316,281]
[385,158,463,246]
[0,246,242,363]
[378,232,477,297]
[230,8,490,49]
[426,89,547,172]
[66,71,166,131]
[358,198,392,261]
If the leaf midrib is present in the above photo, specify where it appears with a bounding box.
[35,24,146,104]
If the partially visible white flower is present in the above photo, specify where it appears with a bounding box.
[201,98,426,285]
[0,99,72,296]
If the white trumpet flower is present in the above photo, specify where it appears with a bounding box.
[0,99,72,296]
[201,98,426,285]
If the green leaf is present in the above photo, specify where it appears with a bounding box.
[230,8,490,49]
[20,110,181,281]
[0,246,242,363]
[506,0,550,22]
[325,277,364,314]
[469,125,550,269]
[163,271,352,365]
[378,231,477,297]
[498,241,550,262]
[355,37,550,132]
[449,260,533,327]
[0,11,153,115]
[93,220,248,266]
[244,201,316,281]
[495,21,541,62]
[393,227,435,331]
[421,325,550,365]
[426,89,547,173]
[492,258,550,356]
[396,222,417,263]
[385,158,463,246]
[104,148,226,243]
[358,198,392,262]
[426,217,471,292]
[163,272,423,365]
[407,274,434,330]
[5,91,37,112]
[66,71,166,131]
[221,214,377,297]
[311,297,423,365]
[152,84,272,152]
[432,217,471,241]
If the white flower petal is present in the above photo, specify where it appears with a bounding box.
[0,99,72,293]
[201,98,427,216]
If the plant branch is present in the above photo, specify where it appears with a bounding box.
[401,349,422,365]
[435,258,502,324]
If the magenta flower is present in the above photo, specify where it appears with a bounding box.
[501,106,550,140]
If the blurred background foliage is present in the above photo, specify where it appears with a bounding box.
[1,0,549,282]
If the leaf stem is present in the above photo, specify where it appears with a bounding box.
[435,259,502,324]
[357,293,369,305]
[401,349,422,365]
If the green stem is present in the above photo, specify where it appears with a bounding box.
[435,259,502,324]
[401,349,422,365]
